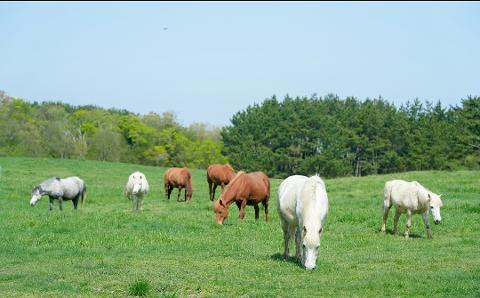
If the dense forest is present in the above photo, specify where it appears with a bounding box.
[1,91,479,178]
[222,94,480,178]
[0,91,227,168]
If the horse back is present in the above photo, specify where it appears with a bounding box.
[165,167,191,186]
[207,164,235,184]
[245,172,270,199]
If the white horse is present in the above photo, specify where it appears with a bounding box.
[124,171,149,211]
[30,176,86,211]
[381,179,443,239]
[278,175,329,270]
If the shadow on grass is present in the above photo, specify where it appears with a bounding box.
[270,253,304,268]
[378,228,424,239]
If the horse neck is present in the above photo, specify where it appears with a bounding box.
[301,181,326,228]
[220,175,244,206]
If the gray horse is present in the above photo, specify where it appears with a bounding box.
[30,176,86,211]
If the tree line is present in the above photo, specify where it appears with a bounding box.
[0,92,227,168]
[1,91,479,178]
[221,94,480,178]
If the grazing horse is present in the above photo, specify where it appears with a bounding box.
[164,167,193,202]
[213,171,270,224]
[124,171,149,211]
[381,179,443,239]
[207,163,236,201]
[30,176,86,211]
[278,175,329,270]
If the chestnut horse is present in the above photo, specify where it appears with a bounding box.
[213,171,270,224]
[207,163,236,201]
[164,167,193,202]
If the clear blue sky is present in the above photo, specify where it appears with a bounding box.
[1,2,479,126]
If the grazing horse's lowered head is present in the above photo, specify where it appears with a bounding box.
[127,172,148,195]
[213,199,229,224]
[427,192,443,225]
[30,185,45,206]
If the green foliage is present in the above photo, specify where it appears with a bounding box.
[222,95,480,178]
[0,157,479,296]
[128,279,151,297]
[0,93,227,168]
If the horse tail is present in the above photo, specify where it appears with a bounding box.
[185,172,193,198]
[81,183,87,208]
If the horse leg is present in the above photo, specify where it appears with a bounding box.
[235,200,241,211]
[254,203,260,220]
[393,209,401,234]
[49,196,54,211]
[177,187,182,202]
[381,200,391,232]
[281,220,293,260]
[295,226,302,264]
[239,199,247,221]
[139,195,144,211]
[405,210,412,239]
[208,180,213,201]
[73,195,79,210]
[167,185,173,200]
[422,211,433,239]
[58,197,64,211]
[263,197,269,222]
[212,184,218,201]
[132,195,137,211]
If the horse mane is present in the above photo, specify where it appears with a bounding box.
[220,171,246,205]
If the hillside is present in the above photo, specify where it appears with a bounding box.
[0,157,479,297]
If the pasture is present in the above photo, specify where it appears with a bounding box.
[0,157,479,297]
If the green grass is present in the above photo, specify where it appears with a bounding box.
[0,157,479,297]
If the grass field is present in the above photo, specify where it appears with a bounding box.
[0,157,479,297]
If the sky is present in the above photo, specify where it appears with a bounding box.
[1,2,479,126]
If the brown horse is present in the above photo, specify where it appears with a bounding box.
[164,167,193,202]
[207,163,236,201]
[213,171,270,224]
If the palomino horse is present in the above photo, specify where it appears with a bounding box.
[207,163,236,201]
[213,171,270,224]
[164,167,193,202]
[278,175,329,270]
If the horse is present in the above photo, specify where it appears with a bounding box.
[30,176,86,211]
[381,179,443,239]
[164,167,193,202]
[207,163,236,201]
[213,171,270,225]
[278,175,329,270]
[124,171,149,211]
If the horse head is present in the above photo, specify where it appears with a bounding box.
[213,199,228,224]
[130,172,146,195]
[302,225,323,270]
[30,186,43,206]
[428,193,443,225]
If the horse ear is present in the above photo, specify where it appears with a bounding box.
[303,226,307,234]
[427,193,431,201]
[219,200,225,207]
